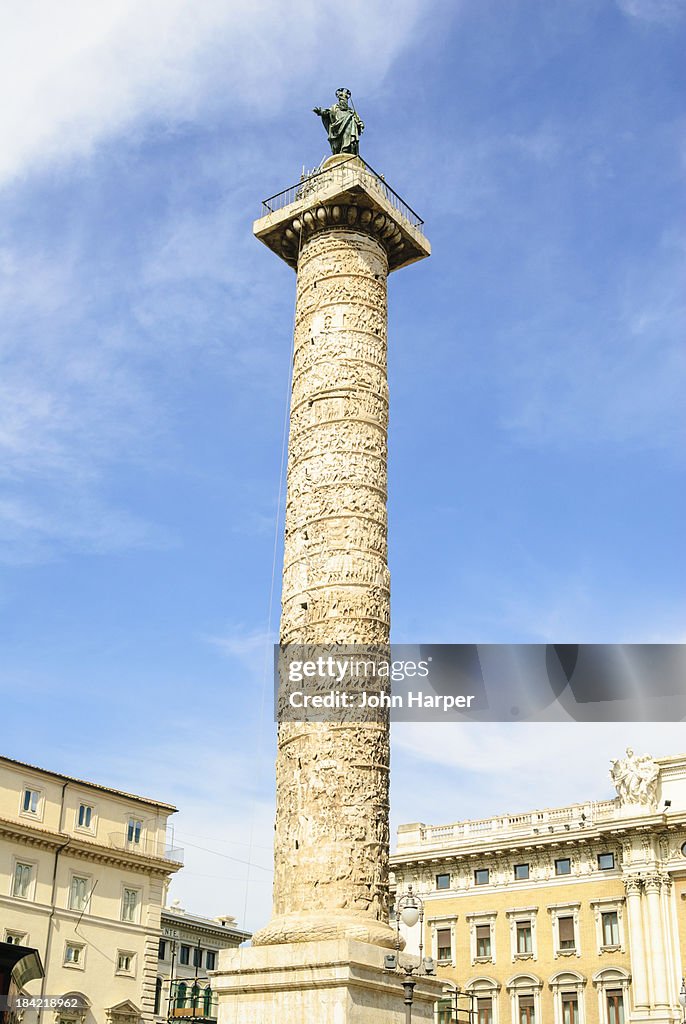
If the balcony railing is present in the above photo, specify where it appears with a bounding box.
[108,832,184,863]
[261,155,424,230]
[412,799,621,847]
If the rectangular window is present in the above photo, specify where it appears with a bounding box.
[558,916,575,950]
[477,998,493,1024]
[22,789,40,814]
[12,863,32,899]
[519,994,535,1024]
[562,994,579,1024]
[121,888,139,923]
[64,943,83,966]
[474,868,489,886]
[598,852,615,870]
[516,921,532,954]
[127,818,143,844]
[77,804,93,829]
[476,923,491,958]
[514,863,530,880]
[69,876,89,913]
[437,928,452,961]
[437,1000,452,1024]
[555,858,571,875]
[206,949,216,970]
[607,991,624,1024]
[602,911,620,946]
[193,946,202,968]
[117,952,133,973]
[158,939,166,960]
[436,873,450,890]
[179,944,191,965]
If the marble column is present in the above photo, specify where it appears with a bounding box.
[214,156,443,1022]
[624,875,649,1009]
[254,221,394,949]
[644,873,670,1009]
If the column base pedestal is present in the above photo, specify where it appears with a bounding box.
[214,938,445,1024]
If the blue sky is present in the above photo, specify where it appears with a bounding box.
[1,0,685,930]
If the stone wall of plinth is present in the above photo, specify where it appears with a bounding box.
[254,225,396,949]
[214,940,442,1024]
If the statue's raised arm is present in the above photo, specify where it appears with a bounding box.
[313,88,364,156]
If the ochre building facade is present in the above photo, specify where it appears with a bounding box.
[391,752,686,1024]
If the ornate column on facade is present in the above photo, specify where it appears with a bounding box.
[214,109,443,1022]
[624,875,649,1010]
[644,873,671,1011]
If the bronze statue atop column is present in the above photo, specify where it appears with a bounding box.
[313,88,365,155]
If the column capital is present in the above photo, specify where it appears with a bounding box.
[254,156,430,272]
[623,874,643,896]
[644,872,663,894]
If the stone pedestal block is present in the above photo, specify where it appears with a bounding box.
[213,939,444,1024]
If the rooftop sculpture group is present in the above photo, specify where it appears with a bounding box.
[610,747,660,808]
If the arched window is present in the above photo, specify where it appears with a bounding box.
[465,975,501,1024]
[176,981,187,1009]
[56,992,90,1024]
[506,973,543,1024]
[549,970,587,1024]
[203,986,213,1017]
[190,984,200,1010]
[593,968,630,1024]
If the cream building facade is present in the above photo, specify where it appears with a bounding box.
[0,755,182,1024]
[391,751,686,1024]
[156,904,249,1021]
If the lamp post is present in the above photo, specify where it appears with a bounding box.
[679,977,686,1023]
[384,886,437,1024]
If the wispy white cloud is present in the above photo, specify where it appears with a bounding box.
[0,0,433,188]
[0,0,438,560]
[81,733,276,930]
[615,0,686,24]
[391,723,686,835]
[497,230,686,452]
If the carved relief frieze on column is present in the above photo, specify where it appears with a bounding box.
[253,192,427,949]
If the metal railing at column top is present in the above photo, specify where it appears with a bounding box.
[261,155,424,229]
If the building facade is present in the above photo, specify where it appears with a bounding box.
[391,751,686,1024]
[156,904,249,1021]
[0,755,182,1024]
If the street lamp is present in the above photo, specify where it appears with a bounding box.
[384,886,437,1024]
[678,977,686,1023]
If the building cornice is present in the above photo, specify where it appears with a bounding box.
[0,815,182,876]
[161,913,250,943]
[0,755,177,813]
[392,815,686,867]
